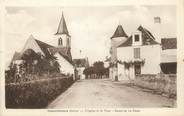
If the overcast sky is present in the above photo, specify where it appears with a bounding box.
[5,6,176,66]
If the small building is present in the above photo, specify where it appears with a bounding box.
[160,38,177,74]
[73,58,89,79]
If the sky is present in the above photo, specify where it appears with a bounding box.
[4,6,176,67]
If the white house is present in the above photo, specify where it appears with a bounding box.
[10,12,75,78]
[117,26,161,80]
[110,25,177,81]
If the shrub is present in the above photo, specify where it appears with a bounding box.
[5,76,74,108]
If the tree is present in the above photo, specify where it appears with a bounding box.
[21,49,41,74]
[93,61,106,78]
[21,49,60,75]
[53,61,60,73]
[83,66,94,79]
[6,63,17,83]
[83,61,109,79]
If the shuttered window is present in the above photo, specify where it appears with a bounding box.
[134,48,140,58]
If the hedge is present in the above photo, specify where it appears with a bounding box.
[5,76,74,108]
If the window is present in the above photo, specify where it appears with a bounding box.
[135,64,141,75]
[58,37,62,46]
[134,48,140,58]
[134,34,140,42]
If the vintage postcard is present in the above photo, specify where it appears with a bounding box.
[0,0,184,116]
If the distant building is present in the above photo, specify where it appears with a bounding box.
[160,38,177,74]
[10,12,75,78]
[73,57,89,79]
[109,25,177,81]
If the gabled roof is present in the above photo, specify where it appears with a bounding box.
[111,25,128,39]
[118,25,160,47]
[55,12,69,36]
[118,35,132,47]
[12,35,73,65]
[34,36,73,64]
[73,58,89,68]
[161,38,177,50]
[34,39,55,59]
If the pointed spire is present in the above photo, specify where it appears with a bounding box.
[28,34,35,39]
[111,25,128,39]
[55,12,69,36]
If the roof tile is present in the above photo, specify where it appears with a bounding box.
[161,38,177,50]
[118,25,159,47]
[111,25,128,39]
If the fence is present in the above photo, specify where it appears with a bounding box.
[134,74,176,98]
[5,76,74,108]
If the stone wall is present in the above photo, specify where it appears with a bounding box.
[134,74,176,98]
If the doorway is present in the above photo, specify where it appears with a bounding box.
[134,64,141,75]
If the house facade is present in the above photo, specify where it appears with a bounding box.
[10,12,75,79]
[73,57,89,79]
[110,25,177,81]
[117,26,161,80]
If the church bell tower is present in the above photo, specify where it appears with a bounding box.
[55,12,71,48]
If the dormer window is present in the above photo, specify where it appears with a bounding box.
[135,34,140,42]
[132,31,142,46]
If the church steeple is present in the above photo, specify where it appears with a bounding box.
[55,12,69,36]
[55,12,71,48]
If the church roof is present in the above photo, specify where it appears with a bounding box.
[161,38,177,50]
[34,39,73,64]
[34,39,55,59]
[55,12,70,36]
[49,47,73,64]
[12,35,73,65]
[118,25,160,47]
[111,25,128,39]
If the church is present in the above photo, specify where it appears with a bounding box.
[10,12,75,77]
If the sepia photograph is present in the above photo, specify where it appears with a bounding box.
[3,5,178,109]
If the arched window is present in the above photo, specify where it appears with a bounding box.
[67,37,70,46]
[58,37,62,46]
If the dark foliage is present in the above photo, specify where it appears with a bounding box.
[83,61,109,79]
[6,49,61,84]
[6,76,74,108]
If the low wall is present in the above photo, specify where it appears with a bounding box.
[134,74,176,98]
[5,76,74,108]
